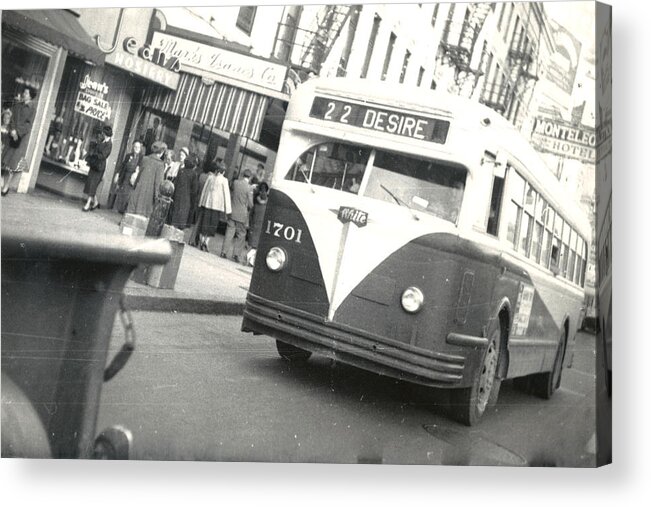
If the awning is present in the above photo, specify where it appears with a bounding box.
[2,10,105,65]
[143,73,270,141]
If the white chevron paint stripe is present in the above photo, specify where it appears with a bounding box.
[277,183,457,317]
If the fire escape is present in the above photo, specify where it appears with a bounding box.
[272,5,353,81]
[438,3,492,96]
[482,4,541,119]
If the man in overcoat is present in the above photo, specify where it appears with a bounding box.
[221,169,253,262]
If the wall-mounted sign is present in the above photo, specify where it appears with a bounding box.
[79,74,109,95]
[150,31,287,93]
[546,21,582,95]
[531,117,595,164]
[74,91,112,122]
[104,36,180,90]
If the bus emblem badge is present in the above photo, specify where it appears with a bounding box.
[337,206,368,228]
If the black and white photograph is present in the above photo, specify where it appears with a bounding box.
[0,0,635,502]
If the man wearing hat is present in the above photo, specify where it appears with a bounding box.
[126,140,167,217]
[82,124,113,211]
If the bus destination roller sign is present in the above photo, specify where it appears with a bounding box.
[310,97,450,144]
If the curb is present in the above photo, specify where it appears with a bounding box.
[123,293,246,315]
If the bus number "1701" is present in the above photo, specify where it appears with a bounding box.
[264,221,304,244]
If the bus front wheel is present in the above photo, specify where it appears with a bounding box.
[276,340,312,363]
[449,325,502,426]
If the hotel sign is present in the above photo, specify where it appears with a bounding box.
[150,31,287,93]
[531,117,596,164]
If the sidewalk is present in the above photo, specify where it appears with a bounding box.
[1,190,253,314]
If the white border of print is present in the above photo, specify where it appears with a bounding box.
[2,1,648,507]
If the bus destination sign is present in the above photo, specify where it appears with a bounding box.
[310,97,450,144]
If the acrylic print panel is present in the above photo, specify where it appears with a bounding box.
[1,1,611,467]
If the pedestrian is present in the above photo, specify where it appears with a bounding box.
[256,162,266,183]
[2,87,37,196]
[1,108,12,166]
[169,151,198,230]
[82,125,113,211]
[113,140,144,213]
[143,117,161,155]
[163,148,179,183]
[248,181,269,250]
[195,161,231,251]
[126,140,166,217]
[221,169,253,263]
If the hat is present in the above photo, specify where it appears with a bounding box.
[179,147,190,158]
[102,125,113,137]
[151,141,167,154]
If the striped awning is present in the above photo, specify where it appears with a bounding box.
[143,73,270,141]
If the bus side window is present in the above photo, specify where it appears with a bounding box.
[487,175,504,236]
[550,240,561,275]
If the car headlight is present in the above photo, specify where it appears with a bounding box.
[266,247,287,272]
[401,287,424,313]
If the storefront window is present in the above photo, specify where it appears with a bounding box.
[2,39,49,180]
[41,58,118,174]
[2,40,49,109]
[134,108,179,156]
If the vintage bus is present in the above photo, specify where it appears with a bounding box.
[242,78,591,425]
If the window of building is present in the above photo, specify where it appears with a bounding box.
[381,32,397,81]
[431,4,440,27]
[497,2,506,30]
[236,6,257,36]
[503,4,515,41]
[273,11,299,62]
[417,66,425,87]
[361,15,381,79]
[510,15,521,48]
[337,6,360,77]
[399,50,411,83]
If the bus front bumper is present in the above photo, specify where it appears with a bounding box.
[242,293,469,388]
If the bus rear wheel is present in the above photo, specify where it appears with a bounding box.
[276,340,312,363]
[449,326,502,426]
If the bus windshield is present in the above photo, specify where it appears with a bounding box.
[286,141,467,223]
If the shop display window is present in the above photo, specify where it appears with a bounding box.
[133,108,179,157]
[1,40,48,110]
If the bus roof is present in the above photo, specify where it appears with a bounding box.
[288,78,592,239]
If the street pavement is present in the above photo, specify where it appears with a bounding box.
[97,311,602,466]
[1,190,253,314]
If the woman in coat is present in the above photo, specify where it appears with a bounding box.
[169,151,198,230]
[2,87,37,195]
[195,160,231,251]
[126,141,166,217]
[113,140,144,213]
[82,125,113,211]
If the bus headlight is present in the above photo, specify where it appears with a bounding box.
[401,287,424,313]
[266,247,287,272]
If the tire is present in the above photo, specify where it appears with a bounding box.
[449,325,502,426]
[529,329,566,399]
[276,340,312,362]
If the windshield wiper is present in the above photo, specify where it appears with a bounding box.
[300,167,316,193]
[380,184,419,221]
